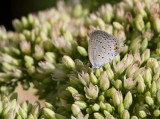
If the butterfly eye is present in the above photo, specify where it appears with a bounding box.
[89,63,92,68]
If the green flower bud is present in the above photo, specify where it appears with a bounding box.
[73,4,82,18]
[2,63,14,72]
[124,92,132,109]
[78,72,90,86]
[77,46,87,56]
[84,83,99,99]
[44,52,56,64]
[33,45,44,60]
[126,62,140,78]
[135,14,144,31]
[24,55,34,68]
[20,40,31,54]
[156,48,160,56]
[152,16,160,33]
[99,72,110,91]
[143,68,152,87]
[90,72,98,85]
[153,109,160,117]
[86,107,92,114]
[157,90,160,104]
[28,114,35,119]
[140,38,148,52]
[137,80,146,93]
[145,96,154,106]
[103,110,110,117]
[113,22,123,30]
[43,108,56,119]
[4,109,16,119]
[92,103,100,111]
[94,112,104,119]
[106,67,114,81]
[71,104,81,117]
[105,87,116,98]
[99,95,105,102]
[124,77,136,90]
[112,91,123,107]
[105,24,113,34]
[115,5,124,22]
[96,18,105,29]
[75,101,87,110]
[66,87,78,95]
[121,110,130,119]
[147,58,158,71]
[114,80,122,89]
[12,19,22,32]
[21,16,28,28]
[43,40,54,51]
[62,55,75,69]
[157,79,160,90]
[131,116,138,119]
[106,103,113,113]
[141,49,150,63]
[139,111,146,118]
[118,103,124,114]
[150,81,157,95]
[19,107,27,119]
[105,115,115,119]
[102,4,113,23]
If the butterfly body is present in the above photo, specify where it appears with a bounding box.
[88,30,120,68]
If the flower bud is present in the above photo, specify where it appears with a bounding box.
[140,38,148,52]
[156,78,160,90]
[77,46,87,56]
[118,103,124,114]
[33,45,44,60]
[145,96,154,106]
[124,92,132,109]
[90,72,98,85]
[147,58,158,71]
[157,90,160,104]
[113,22,123,30]
[43,108,56,119]
[44,52,56,64]
[105,87,116,98]
[84,83,99,99]
[24,56,34,68]
[19,107,27,119]
[150,81,157,95]
[139,111,146,118]
[152,16,160,33]
[141,49,150,63]
[105,115,115,119]
[135,14,144,31]
[124,77,136,90]
[143,68,152,87]
[99,72,110,91]
[72,4,82,18]
[106,67,114,81]
[94,112,104,119]
[75,101,87,110]
[78,71,90,86]
[153,109,160,117]
[20,40,31,54]
[12,19,22,32]
[62,55,75,69]
[131,116,138,119]
[114,80,122,89]
[112,91,123,107]
[137,80,146,93]
[66,87,78,95]
[103,110,110,117]
[92,103,100,111]
[121,110,130,119]
[101,4,113,23]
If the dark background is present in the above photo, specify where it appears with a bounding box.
[0,0,56,30]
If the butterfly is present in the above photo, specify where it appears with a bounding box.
[88,30,120,68]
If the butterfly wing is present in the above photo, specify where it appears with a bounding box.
[88,30,119,68]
